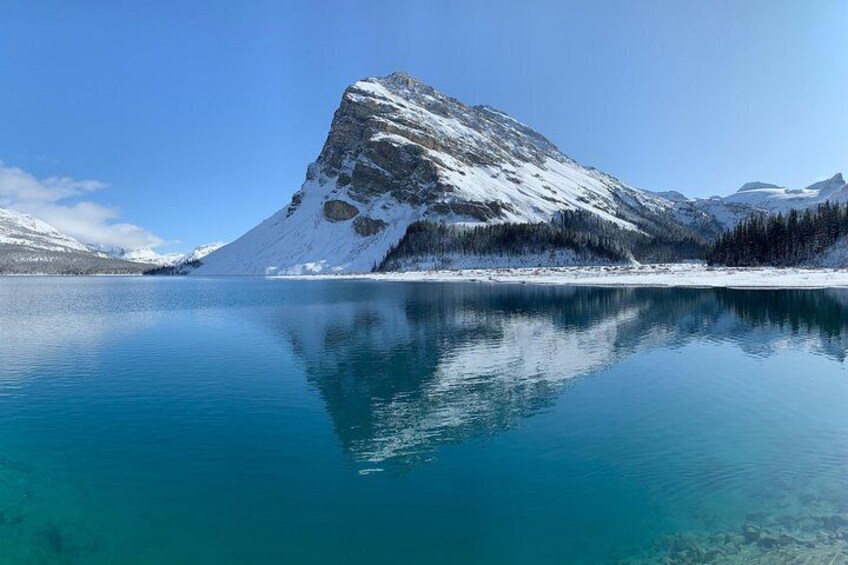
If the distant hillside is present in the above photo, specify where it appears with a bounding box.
[0,208,150,275]
[142,242,225,275]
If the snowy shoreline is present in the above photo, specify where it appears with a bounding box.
[273,263,848,289]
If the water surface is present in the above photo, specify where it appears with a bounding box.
[0,278,846,563]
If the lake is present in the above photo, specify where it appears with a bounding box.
[0,277,846,563]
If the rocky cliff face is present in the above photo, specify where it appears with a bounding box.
[197,72,742,275]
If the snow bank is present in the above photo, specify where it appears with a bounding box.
[271,263,848,289]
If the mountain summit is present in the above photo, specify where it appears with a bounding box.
[196,73,740,275]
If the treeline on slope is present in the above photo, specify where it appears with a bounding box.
[143,260,201,276]
[0,244,150,275]
[377,209,709,271]
[708,202,848,267]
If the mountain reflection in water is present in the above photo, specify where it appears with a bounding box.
[266,284,848,470]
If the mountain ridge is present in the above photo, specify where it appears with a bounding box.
[0,207,152,274]
[197,72,746,275]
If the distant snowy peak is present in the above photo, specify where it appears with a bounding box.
[737,181,782,192]
[111,247,182,266]
[180,241,226,264]
[723,173,847,213]
[0,207,90,253]
[197,71,726,276]
[111,242,226,268]
[140,242,227,275]
[805,173,845,194]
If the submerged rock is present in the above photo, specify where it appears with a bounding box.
[46,525,63,554]
[741,523,761,543]
[0,510,23,526]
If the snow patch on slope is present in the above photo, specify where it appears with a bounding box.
[198,175,418,274]
[0,207,90,252]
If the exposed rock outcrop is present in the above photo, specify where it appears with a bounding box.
[353,216,387,237]
[323,200,359,222]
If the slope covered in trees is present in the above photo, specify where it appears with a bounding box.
[708,202,848,267]
[377,210,709,271]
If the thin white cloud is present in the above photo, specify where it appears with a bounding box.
[0,161,162,250]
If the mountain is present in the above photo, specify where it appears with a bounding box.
[0,206,225,274]
[107,242,225,269]
[143,242,226,275]
[178,241,226,264]
[109,247,184,266]
[721,173,847,213]
[197,72,743,275]
[0,208,151,274]
[0,207,91,254]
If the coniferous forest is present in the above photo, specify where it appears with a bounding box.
[377,209,709,271]
[379,203,848,271]
[707,202,848,267]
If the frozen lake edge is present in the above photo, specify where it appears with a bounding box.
[271,264,848,289]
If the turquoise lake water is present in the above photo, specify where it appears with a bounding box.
[0,278,847,563]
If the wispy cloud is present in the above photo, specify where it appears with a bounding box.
[0,161,162,250]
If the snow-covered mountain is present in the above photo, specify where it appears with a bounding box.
[721,173,847,213]
[109,247,184,266]
[143,242,226,275]
[0,206,226,274]
[0,207,151,274]
[0,207,92,253]
[179,241,226,264]
[106,242,225,268]
[197,72,743,275]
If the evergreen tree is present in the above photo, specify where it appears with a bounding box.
[707,203,848,267]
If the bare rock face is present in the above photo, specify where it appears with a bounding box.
[286,192,303,217]
[353,216,387,237]
[430,200,515,222]
[323,199,359,222]
[313,72,570,217]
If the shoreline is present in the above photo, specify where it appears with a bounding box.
[271,263,848,289]
[4,264,848,289]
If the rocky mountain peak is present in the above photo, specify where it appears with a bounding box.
[376,71,435,93]
[312,71,569,212]
[805,173,845,193]
[196,73,734,275]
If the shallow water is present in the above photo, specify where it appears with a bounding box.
[0,278,846,563]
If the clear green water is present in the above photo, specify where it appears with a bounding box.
[0,278,847,564]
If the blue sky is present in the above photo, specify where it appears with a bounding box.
[1,0,846,252]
